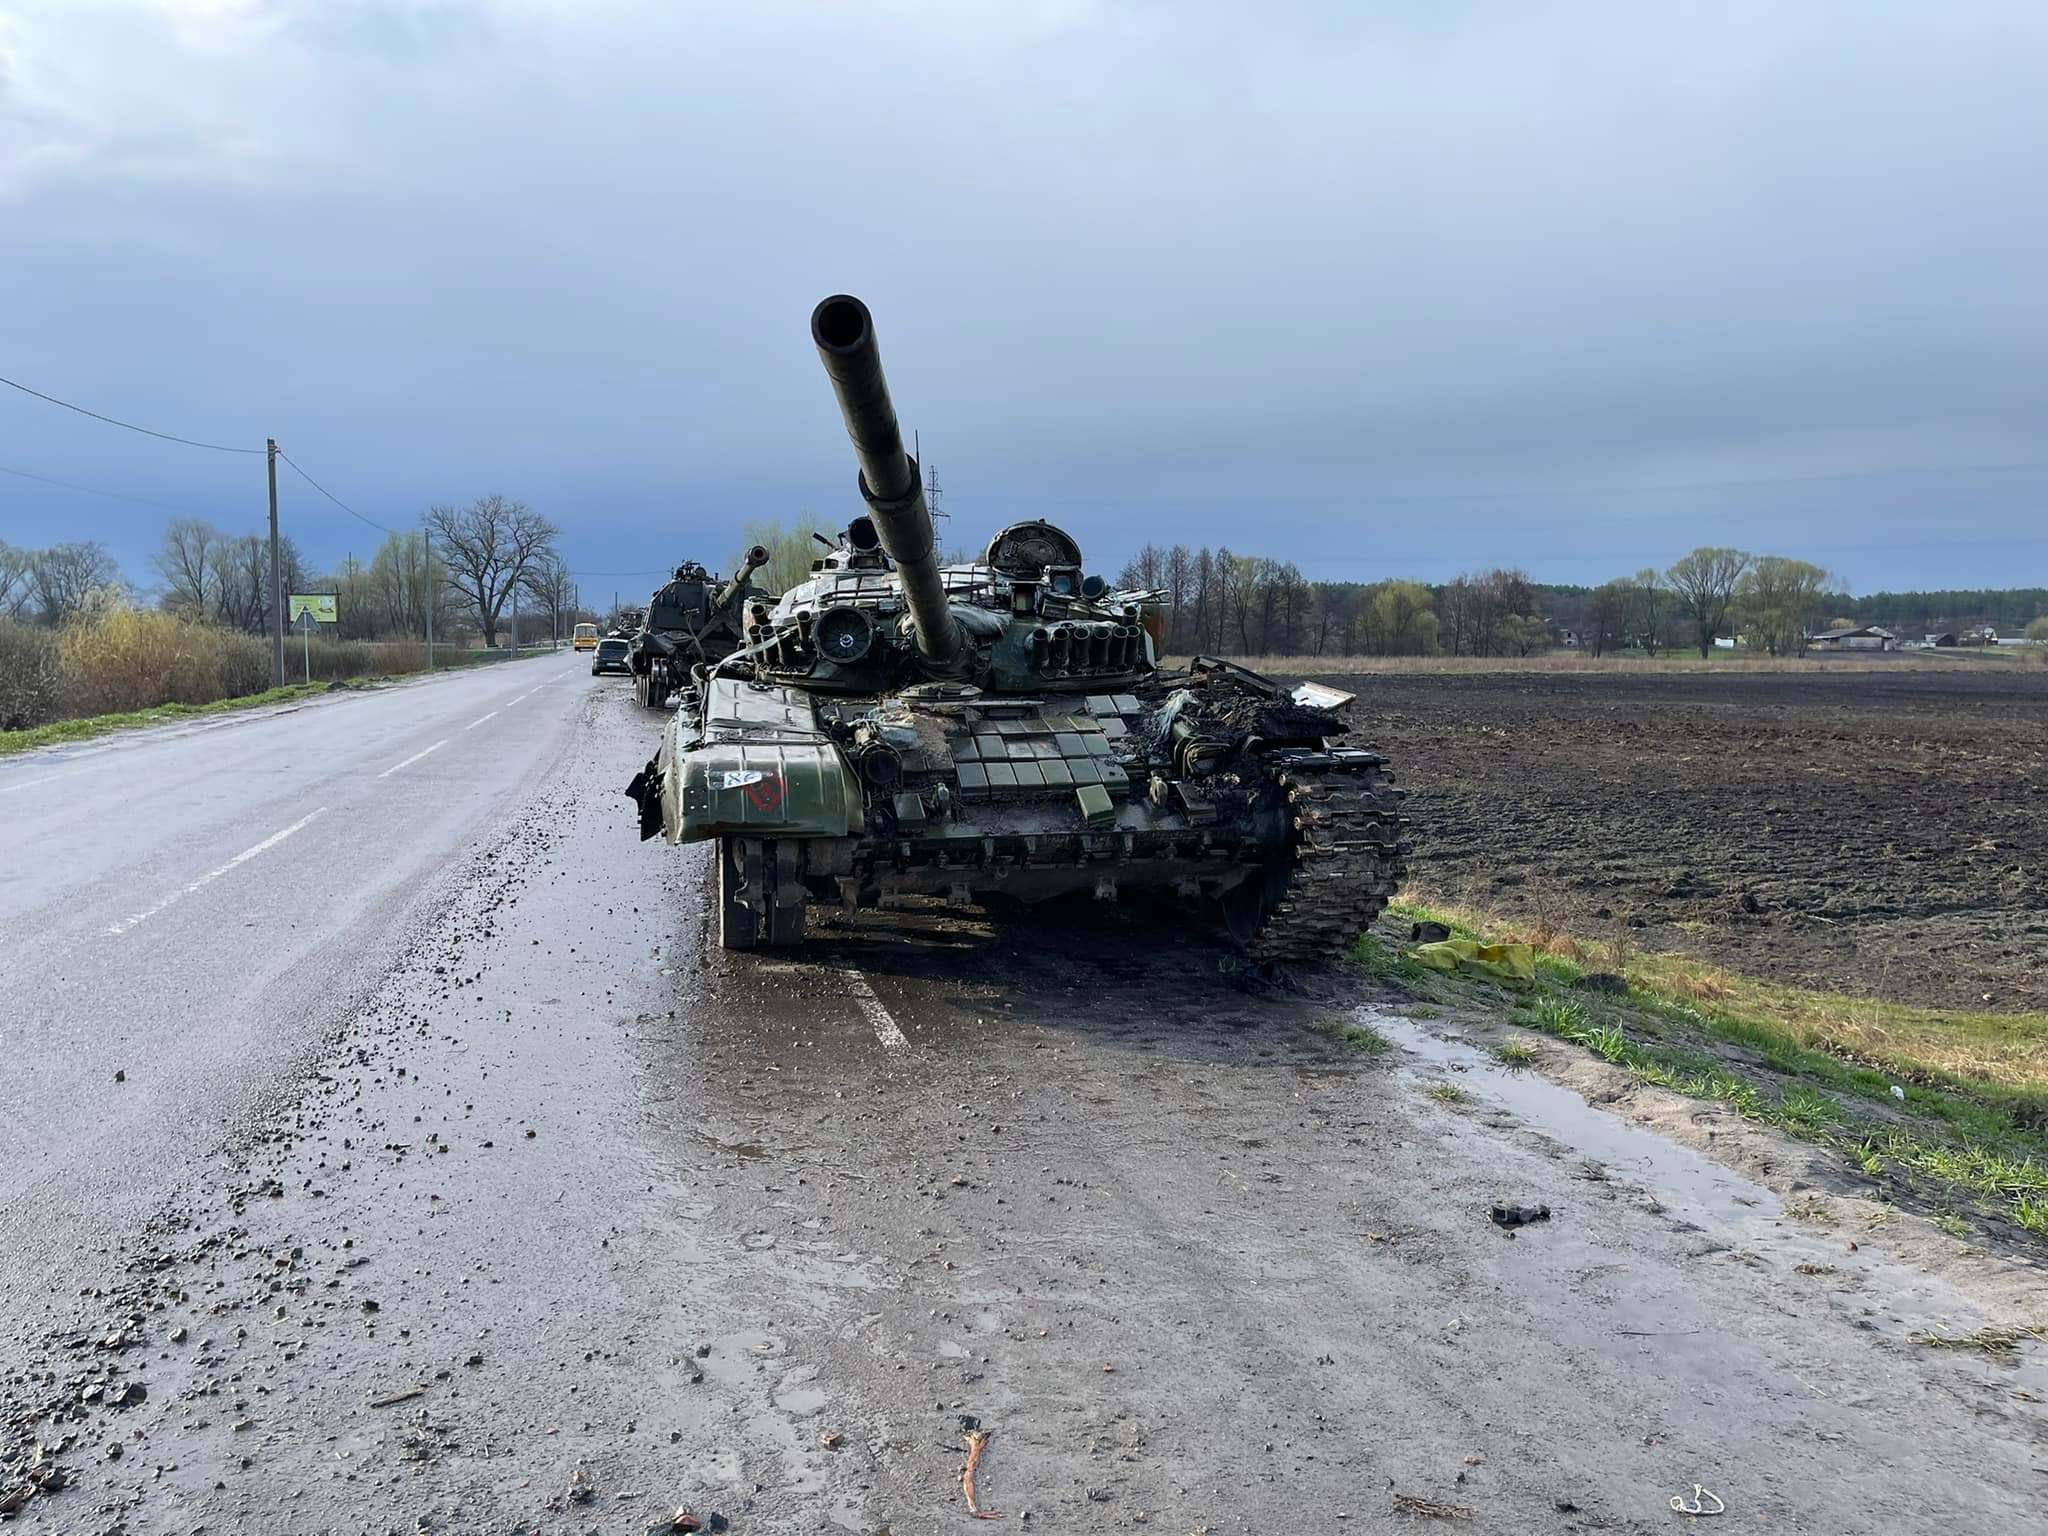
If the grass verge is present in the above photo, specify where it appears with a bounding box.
[1351,900,2048,1237]
[0,683,337,753]
[0,648,552,756]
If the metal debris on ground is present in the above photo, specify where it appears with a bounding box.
[369,1387,425,1408]
[961,1426,1003,1520]
[1392,1491,1472,1518]
[1490,1203,1552,1227]
[1670,1485,1725,1516]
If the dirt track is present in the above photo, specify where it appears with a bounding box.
[1305,663,2048,1011]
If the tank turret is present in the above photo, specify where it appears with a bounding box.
[811,295,963,672]
[626,294,1407,959]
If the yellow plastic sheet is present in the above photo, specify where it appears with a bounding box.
[1408,938,1537,987]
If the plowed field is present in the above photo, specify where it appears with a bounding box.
[1301,663,2048,1011]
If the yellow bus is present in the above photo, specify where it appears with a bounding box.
[572,622,600,652]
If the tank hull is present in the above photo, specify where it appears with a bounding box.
[640,666,1406,957]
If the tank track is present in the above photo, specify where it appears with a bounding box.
[1245,747,1408,961]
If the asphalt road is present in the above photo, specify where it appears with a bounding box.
[2,664,2043,1533]
[0,654,585,1227]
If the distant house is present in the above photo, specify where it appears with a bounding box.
[1812,624,1897,651]
[1962,624,2000,646]
[1925,631,1957,647]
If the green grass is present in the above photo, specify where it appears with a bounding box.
[1389,892,2048,1235]
[1392,898,2048,1102]
[1426,1081,1466,1104]
[0,682,336,753]
[1493,1039,1538,1068]
[1911,1325,2046,1357]
[1319,1017,1392,1056]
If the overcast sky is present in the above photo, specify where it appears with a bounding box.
[3,0,2045,596]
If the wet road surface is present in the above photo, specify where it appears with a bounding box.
[3,671,2043,1533]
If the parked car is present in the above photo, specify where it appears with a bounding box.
[590,636,632,676]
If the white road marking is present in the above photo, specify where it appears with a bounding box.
[463,711,499,731]
[845,970,909,1048]
[108,807,328,935]
[375,739,448,779]
[0,773,68,796]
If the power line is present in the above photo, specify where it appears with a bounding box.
[275,449,394,536]
[0,373,264,455]
[0,462,215,518]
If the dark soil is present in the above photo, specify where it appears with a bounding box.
[1300,665,2048,1011]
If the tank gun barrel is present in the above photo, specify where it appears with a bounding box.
[716,544,770,608]
[810,294,962,670]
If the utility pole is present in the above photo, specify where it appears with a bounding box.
[423,521,434,670]
[267,439,284,688]
[511,580,519,656]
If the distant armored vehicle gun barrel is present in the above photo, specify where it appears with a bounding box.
[717,545,771,609]
[810,293,962,669]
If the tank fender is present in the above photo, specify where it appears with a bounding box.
[667,738,862,844]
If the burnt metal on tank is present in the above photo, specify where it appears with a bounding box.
[626,293,1407,954]
[624,548,770,710]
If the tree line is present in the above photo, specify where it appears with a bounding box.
[3,496,575,650]
[1110,545,1879,658]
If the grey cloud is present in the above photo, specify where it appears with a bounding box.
[1,0,2043,594]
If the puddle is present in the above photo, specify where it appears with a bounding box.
[1363,1007,1779,1229]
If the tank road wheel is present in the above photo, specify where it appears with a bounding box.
[717,838,809,951]
[717,836,758,951]
[765,841,807,947]
[1224,749,1409,962]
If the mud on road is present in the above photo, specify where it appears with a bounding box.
[5,679,2045,1534]
[1305,664,2048,1011]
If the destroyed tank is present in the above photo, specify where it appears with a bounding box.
[626,294,1406,953]
[626,553,770,710]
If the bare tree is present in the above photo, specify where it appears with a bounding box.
[365,530,454,639]
[1116,543,1167,592]
[1583,581,1627,656]
[0,541,35,621]
[1622,567,1666,652]
[1665,547,1753,658]
[30,541,121,624]
[520,551,577,646]
[153,519,222,617]
[1437,576,1474,656]
[426,495,558,646]
[212,536,268,633]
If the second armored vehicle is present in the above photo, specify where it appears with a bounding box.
[626,553,770,710]
[628,295,1406,956]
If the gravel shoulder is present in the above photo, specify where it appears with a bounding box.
[5,680,2044,1533]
